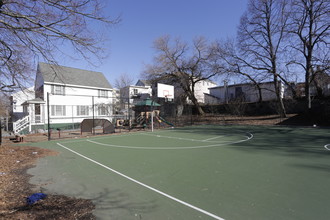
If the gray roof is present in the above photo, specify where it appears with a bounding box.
[22,98,45,105]
[38,62,112,89]
[136,80,151,86]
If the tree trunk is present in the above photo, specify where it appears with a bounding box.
[305,70,311,109]
[176,104,184,117]
[256,84,263,103]
[191,96,204,115]
[187,91,204,115]
[185,83,205,115]
[195,103,204,115]
[278,95,286,118]
[274,77,287,118]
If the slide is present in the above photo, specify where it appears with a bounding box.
[156,116,174,127]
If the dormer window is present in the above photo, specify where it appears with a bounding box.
[51,85,65,95]
[98,90,108,98]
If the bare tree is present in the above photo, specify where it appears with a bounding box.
[143,35,224,115]
[288,0,330,108]
[0,93,10,131]
[312,66,330,97]
[114,73,135,89]
[237,0,290,117]
[215,39,264,103]
[0,0,120,93]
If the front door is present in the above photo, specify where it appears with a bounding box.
[35,104,41,123]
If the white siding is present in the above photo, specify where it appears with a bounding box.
[11,87,35,113]
[194,80,217,103]
[43,84,113,124]
[120,85,152,105]
[209,82,284,104]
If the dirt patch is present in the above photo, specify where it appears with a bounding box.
[0,143,95,219]
[169,114,299,127]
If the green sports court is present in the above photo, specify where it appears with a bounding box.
[26,125,330,220]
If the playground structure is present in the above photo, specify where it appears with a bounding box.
[115,98,174,130]
[116,84,175,130]
[133,98,174,129]
[134,110,174,129]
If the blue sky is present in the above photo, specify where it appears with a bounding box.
[58,0,248,88]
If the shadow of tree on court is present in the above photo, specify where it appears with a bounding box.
[173,125,252,136]
[173,125,329,154]
[175,125,330,158]
[288,163,330,174]
[90,188,158,217]
[229,126,330,158]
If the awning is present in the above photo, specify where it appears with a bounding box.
[21,98,46,106]
[135,98,161,106]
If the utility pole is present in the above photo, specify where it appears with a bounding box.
[0,118,2,146]
[224,80,229,104]
[151,99,154,132]
[92,96,95,135]
[47,92,51,141]
[128,95,131,130]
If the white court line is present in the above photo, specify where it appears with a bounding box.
[60,129,178,144]
[203,136,223,142]
[87,132,253,150]
[60,132,143,144]
[141,132,225,143]
[56,143,225,220]
[324,144,330,151]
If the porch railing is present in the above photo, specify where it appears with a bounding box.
[13,115,30,134]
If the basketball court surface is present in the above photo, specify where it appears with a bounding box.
[26,125,330,220]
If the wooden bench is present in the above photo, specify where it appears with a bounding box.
[15,134,26,142]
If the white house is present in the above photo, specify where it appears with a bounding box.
[119,80,153,118]
[193,79,218,103]
[118,78,217,115]
[11,62,114,133]
[120,80,152,106]
[150,78,217,104]
[206,81,285,104]
[10,86,35,119]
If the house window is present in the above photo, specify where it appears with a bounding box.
[51,85,65,95]
[35,104,41,115]
[235,87,243,96]
[98,90,108,98]
[98,105,108,116]
[77,105,89,116]
[51,105,66,116]
[133,89,138,95]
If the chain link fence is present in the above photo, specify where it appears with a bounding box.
[9,91,329,140]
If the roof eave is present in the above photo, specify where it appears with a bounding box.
[44,82,113,91]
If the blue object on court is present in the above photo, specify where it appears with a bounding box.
[26,193,47,205]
